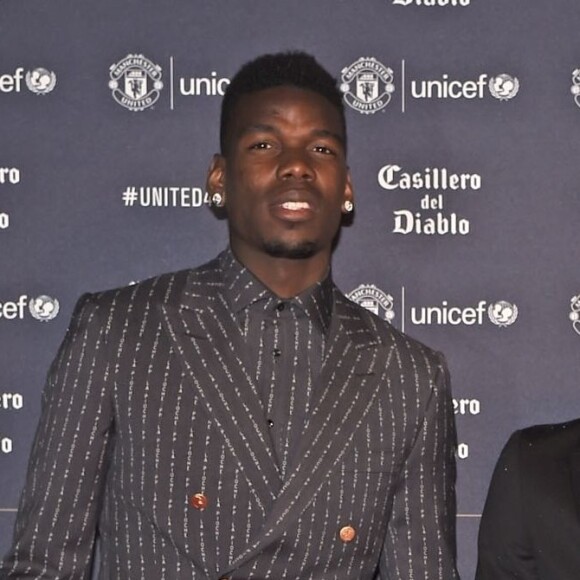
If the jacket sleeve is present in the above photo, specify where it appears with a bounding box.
[475,430,537,579]
[1,293,115,579]
[379,352,459,579]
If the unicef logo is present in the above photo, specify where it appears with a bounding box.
[347,284,395,321]
[570,294,580,335]
[29,295,60,322]
[488,74,519,101]
[25,68,56,95]
[109,54,163,112]
[487,300,518,327]
[340,57,395,115]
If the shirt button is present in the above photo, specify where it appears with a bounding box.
[272,348,282,358]
[267,419,274,428]
[189,493,208,510]
[339,525,356,543]
[276,302,286,312]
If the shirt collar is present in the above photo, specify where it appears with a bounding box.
[220,248,334,335]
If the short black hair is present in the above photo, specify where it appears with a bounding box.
[220,51,346,155]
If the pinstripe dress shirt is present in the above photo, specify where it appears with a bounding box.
[1,250,459,579]
[223,250,332,478]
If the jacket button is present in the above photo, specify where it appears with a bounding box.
[339,525,356,543]
[189,493,208,510]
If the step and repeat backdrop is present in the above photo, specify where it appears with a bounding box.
[1,1,580,578]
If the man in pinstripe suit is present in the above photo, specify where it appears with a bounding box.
[1,52,459,579]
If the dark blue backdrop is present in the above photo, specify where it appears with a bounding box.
[2,2,580,577]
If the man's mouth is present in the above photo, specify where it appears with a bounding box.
[271,198,316,222]
[281,201,312,211]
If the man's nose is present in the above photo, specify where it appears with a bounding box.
[277,148,314,180]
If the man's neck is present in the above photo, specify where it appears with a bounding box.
[230,246,331,299]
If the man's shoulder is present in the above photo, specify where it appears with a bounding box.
[81,255,223,314]
[515,418,580,457]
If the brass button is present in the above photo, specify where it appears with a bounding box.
[189,493,208,510]
[339,525,356,543]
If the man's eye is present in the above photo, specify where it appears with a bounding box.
[313,145,334,155]
[249,142,271,150]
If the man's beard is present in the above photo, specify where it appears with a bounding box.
[262,240,318,260]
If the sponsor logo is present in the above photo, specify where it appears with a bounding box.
[121,186,210,208]
[347,284,395,321]
[488,74,519,101]
[487,300,518,327]
[0,295,59,321]
[0,393,23,410]
[390,210,469,235]
[0,67,56,94]
[571,70,580,108]
[410,299,518,327]
[0,437,12,454]
[453,398,481,416]
[378,163,481,236]
[0,167,20,184]
[378,165,481,191]
[0,167,19,233]
[341,59,518,115]
[410,72,519,101]
[29,295,60,321]
[179,71,230,96]
[570,294,580,335]
[353,286,517,334]
[340,57,395,114]
[109,54,163,111]
[393,0,470,5]
[0,68,25,92]
[25,68,56,95]
[170,58,230,109]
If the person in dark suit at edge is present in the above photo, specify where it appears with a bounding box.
[476,418,580,579]
[1,51,459,579]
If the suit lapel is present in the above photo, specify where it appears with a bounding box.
[229,291,394,570]
[159,264,282,511]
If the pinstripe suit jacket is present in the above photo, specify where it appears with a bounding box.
[2,253,459,579]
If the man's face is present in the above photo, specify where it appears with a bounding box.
[208,86,353,264]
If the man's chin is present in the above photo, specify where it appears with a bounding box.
[263,241,318,260]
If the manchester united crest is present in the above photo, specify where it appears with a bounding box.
[340,57,395,114]
[109,54,163,111]
[570,294,580,335]
[571,69,580,108]
[347,284,395,321]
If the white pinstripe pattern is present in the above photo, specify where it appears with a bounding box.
[226,254,329,481]
[1,251,459,579]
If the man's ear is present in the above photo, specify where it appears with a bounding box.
[343,168,355,209]
[206,154,227,198]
